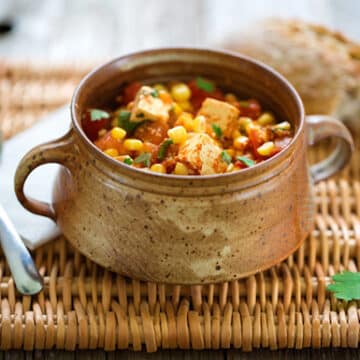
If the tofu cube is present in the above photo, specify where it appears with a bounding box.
[130,86,170,123]
[198,98,240,137]
[178,133,227,175]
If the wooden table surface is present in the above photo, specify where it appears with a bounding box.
[0,1,359,358]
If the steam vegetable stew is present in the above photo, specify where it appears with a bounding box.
[82,78,293,175]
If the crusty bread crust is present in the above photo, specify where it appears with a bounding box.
[222,19,360,133]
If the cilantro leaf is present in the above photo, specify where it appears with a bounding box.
[212,124,222,138]
[196,77,214,93]
[327,272,360,300]
[157,139,173,160]
[90,109,110,121]
[150,89,159,98]
[221,150,232,165]
[134,152,151,167]
[123,157,133,165]
[236,156,255,167]
[117,110,145,134]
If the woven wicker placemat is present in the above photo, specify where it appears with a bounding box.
[0,59,359,352]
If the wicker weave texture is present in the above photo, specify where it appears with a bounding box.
[0,60,359,352]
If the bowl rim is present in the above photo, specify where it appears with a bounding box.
[71,47,305,183]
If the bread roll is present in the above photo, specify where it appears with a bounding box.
[222,18,360,134]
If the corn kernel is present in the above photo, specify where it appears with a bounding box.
[174,162,189,175]
[172,102,183,116]
[232,130,241,139]
[225,93,238,103]
[257,112,275,126]
[153,83,168,92]
[233,136,249,150]
[98,129,107,137]
[150,163,166,173]
[226,163,235,172]
[177,112,194,131]
[104,148,119,157]
[168,126,187,144]
[110,127,127,140]
[225,149,235,158]
[239,117,253,134]
[193,115,206,133]
[273,121,291,130]
[257,141,275,156]
[124,139,143,151]
[171,83,191,102]
[178,100,193,112]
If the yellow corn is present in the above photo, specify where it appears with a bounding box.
[231,130,241,139]
[104,148,119,157]
[177,112,194,131]
[150,163,166,173]
[193,115,206,133]
[239,117,253,134]
[257,141,275,156]
[172,102,183,116]
[233,136,249,150]
[153,83,168,92]
[168,126,188,144]
[98,129,107,137]
[110,127,127,140]
[171,83,191,102]
[124,139,143,151]
[226,163,235,172]
[273,121,291,130]
[174,162,189,175]
[257,112,275,126]
[225,93,237,103]
[178,100,193,112]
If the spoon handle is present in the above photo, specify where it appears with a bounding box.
[0,204,43,295]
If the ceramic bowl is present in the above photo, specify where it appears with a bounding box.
[14,49,354,284]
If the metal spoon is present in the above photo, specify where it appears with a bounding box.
[0,131,43,295]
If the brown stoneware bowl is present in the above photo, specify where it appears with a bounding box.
[14,49,354,284]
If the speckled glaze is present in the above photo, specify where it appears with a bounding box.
[14,49,354,284]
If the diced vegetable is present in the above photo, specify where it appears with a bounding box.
[134,152,152,167]
[158,139,174,160]
[168,126,187,144]
[85,78,293,175]
[221,150,232,165]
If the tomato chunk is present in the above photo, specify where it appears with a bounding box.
[82,110,109,141]
[122,82,142,104]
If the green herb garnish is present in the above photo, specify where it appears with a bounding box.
[150,89,159,98]
[327,272,360,300]
[212,124,222,138]
[196,77,214,93]
[89,109,110,121]
[123,157,133,165]
[221,150,232,165]
[236,156,255,167]
[157,139,173,160]
[117,110,145,134]
[134,152,151,167]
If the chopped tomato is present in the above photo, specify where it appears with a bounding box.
[134,121,169,145]
[82,111,109,141]
[188,80,224,111]
[239,99,261,119]
[122,82,142,104]
[143,142,159,164]
[95,132,126,154]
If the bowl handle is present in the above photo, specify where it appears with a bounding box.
[14,129,77,221]
[307,115,354,183]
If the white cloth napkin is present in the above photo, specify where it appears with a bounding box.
[0,106,71,249]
